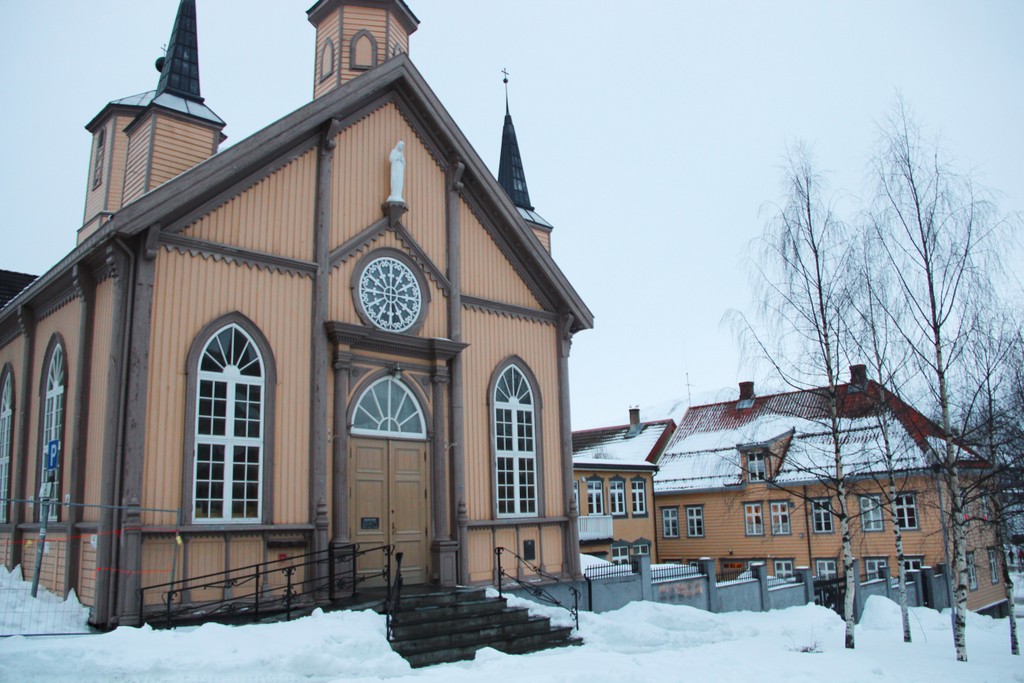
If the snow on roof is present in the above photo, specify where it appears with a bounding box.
[573,419,674,465]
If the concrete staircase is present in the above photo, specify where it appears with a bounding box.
[385,588,581,668]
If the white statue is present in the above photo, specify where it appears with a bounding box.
[387,141,406,203]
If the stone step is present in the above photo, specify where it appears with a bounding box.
[391,615,555,656]
[391,597,509,626]
[391,606,528,640]
[396,588,487,611]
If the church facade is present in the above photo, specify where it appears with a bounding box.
[0,0,592,627]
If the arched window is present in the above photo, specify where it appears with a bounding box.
[0,368,13,524]
[41,344,65,522]
[193,324,265,522]
[351,376,426,439]
[92,128,106,189]
[319,38,335,82]
[494,364,537,517]
[350,29,378,70]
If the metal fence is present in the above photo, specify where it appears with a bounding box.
[651,563,701,583]
[1,563,95,637]
[584,561,637,581]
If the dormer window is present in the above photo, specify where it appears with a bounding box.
[747,451,766,482]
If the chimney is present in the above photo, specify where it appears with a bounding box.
[850,364,868,389]
[626,406,641,437]
[739,381,755,401]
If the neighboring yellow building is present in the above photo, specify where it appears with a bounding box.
[572,409,674,564]
[653,370,1006,615]
[0,0,592,627]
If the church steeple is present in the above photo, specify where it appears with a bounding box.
[156,0,203,102]
[497,72,534,212]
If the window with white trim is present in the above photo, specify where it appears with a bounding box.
[903,556,924,572]
[662,507,679,538]
[573,480,579,512]
[633,543,650,557]
[744,502,763,535]
[352,376,426,438]
[686,505,704,538]
[966,551,978,590]
[988,548,999,584]
[895,494,918,529]
[494,365,537,517]
[815,559,837,579]
[609,479,626,516]
[812,498,833,533]
[774,559,794,578]
[41,345,65,522]
[864,557,888,580]
[587,479,604,515]
[770,500,791,535]
[611,545,629,564]
[747,451,766,481]
[0,372,12,524]
[631,479,647,515]
[860,495,884,532]
[194,325,265,522]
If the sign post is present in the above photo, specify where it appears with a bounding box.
[30,440,59,598]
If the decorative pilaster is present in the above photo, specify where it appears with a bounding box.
[446,158,467,584]
[10,304,36,570]
[557,313,581,579]
[430,367,457,585]
[331,349,353,547]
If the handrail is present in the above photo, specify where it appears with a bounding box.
[494,546,579,630]
[384,551,403,641]
[138,543,393,628]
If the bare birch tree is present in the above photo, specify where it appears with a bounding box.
[870,97,1009,662]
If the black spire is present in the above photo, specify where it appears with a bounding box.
[156,0,203,102]
[497,71,534,211]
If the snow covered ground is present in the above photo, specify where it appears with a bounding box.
[1,566,1021,683]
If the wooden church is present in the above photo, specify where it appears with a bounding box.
[0,0,592,627]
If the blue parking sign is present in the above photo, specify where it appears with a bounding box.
[45,440,59,471]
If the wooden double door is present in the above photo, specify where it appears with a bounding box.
[350,438,429,584]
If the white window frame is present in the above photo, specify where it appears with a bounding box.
[860,495,884,532]
[815,559,837,579]
[774,559,794,578]
[609,479,626,516]
[662,507,679,538]
[587,479,604,516]
[903,556,924,572]
[812,498,833,533]
[494,365,537,518]
[631,479,647,515]
[864,557,888,580]
[0,372,12,524]
[633,543,650,557]
[686,505,704,538]
[770,500,791,535]
[193,324,265,523]
[747,451,766,481]
[988,548,999,584]
[967,551,978,590]
[744,502,763,536]
[895,493,918,530]
[41,346,65,522]
[611,545,629,564]
[352,376,426,439]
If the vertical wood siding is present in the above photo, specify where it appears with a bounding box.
[331,102,448,276]
[341,6,387,79]
[181,149,317,261]
[107,113,133,213]
[460,309,561,521]
[149,116,217,190]
[459,199,542,309]
[82,119,111,229]
[531,227,551,253]
[144,250,312,525]
[329,230,447,339]
[122,116,155,205]
[82,278,114,523]
[313,7,341,99]
[78,536,97,607]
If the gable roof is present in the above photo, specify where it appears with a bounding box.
[1,54,593,334]
[655,379,982,494]
[573,418,675,469]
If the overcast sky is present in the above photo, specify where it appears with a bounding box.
[1,1,1021,430]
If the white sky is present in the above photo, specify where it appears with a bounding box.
[1,1,1021,430]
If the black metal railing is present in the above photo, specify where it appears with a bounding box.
[584,560,637,580]
[384,552,403,641]
[716,566,754,584]
[138,543,393,629]
[494,547,580,630]
[766,573,798,589]
[652,562,702,583]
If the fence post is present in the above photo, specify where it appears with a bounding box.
[920,565,935,608]
[795,566,813,605]
[699,558,718,613]
[751,562,769,612]
[636,554,653,602]
[905,568,922,607]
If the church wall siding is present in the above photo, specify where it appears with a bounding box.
[341,6,387,78]
[122,116,155,205]
[459,198,542,310]
[143,250,312,526]
[148,116,218,189]
[313,6,341,100]
[82,118,112,230]
[181,149,317,261]
[81,277,115,524]
[331,102,448,275]
[106,113,133,214]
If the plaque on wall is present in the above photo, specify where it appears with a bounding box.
[360,517,380,530]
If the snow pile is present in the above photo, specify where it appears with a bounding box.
[0,565,92,636]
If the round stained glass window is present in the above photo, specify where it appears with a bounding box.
[358,256,422,333]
